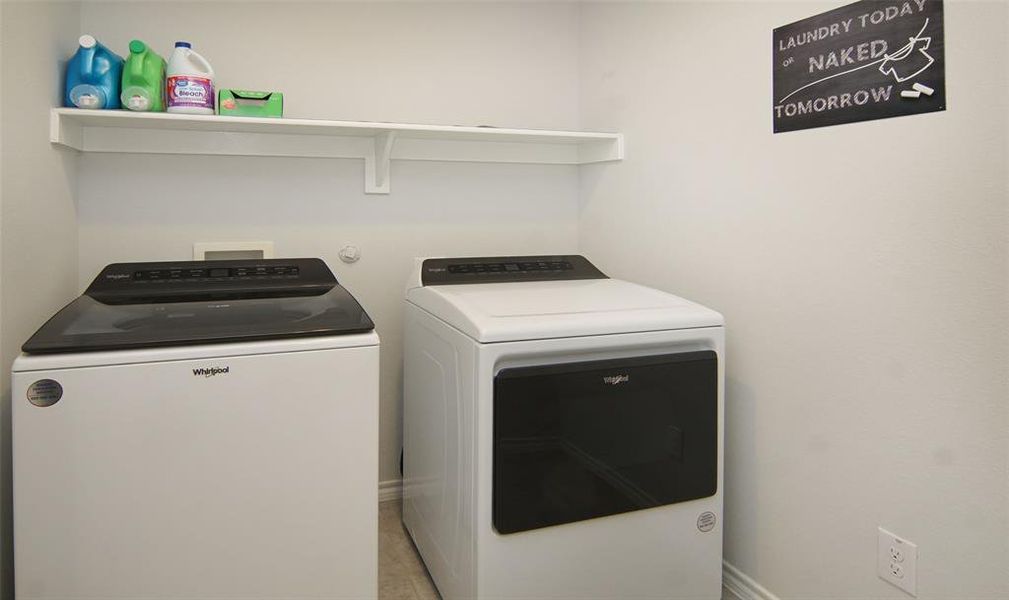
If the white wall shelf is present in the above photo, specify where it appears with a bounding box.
[50,108,623,194]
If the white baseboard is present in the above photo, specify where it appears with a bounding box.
[378,478,403,503]
[723,561,781,600]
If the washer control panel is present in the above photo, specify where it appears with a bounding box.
[132,265,300,281]
[87,258,333,304]
[422,255,606,285]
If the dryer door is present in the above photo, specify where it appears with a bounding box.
[493,351,717,534]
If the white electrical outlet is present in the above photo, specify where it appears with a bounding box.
[878,527,917,596]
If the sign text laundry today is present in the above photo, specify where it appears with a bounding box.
[778,0,927,52]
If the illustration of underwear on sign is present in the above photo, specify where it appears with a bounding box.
[881,19,937,99]
[879,20,935,82]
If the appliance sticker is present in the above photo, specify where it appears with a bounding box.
[27,379,63,407]
[697,511,717,532]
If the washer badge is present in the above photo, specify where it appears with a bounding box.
[27,379,63,407]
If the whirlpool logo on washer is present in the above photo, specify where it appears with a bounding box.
[602,374,630,385]
[193,366,230,378]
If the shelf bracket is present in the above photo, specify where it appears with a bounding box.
[365,131,397,194]
[50,108,83,150]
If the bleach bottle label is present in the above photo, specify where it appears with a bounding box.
[166,42,215,114]
[167,76,214,110]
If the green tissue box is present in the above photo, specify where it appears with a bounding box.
[217,89,283,117]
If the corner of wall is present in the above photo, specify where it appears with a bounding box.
[722,562,781,600]
[0,2,83,598]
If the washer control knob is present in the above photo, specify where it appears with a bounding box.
[339,245,361,264]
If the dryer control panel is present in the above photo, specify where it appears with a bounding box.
[421,255,607,286]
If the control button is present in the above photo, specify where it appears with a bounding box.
[209,268,230,278]
[187,269,206,278]
[339,245,362,264]
[168,270,184,279]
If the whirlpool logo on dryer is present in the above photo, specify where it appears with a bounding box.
[193,366,230,378]
[602,374,630,385]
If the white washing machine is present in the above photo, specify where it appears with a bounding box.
[402,255,725,600]
[13,258,379,600]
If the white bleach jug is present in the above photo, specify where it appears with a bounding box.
[166,41,215,114]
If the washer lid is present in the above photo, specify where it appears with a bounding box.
[407,278,723,343]
[22,259,375,354]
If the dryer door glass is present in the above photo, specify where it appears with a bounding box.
[493,351,717,534]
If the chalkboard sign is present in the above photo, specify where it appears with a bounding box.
[773,0,945,133]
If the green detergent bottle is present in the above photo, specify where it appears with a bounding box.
[121,40,166,112]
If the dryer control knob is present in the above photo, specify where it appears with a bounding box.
[339,245,361,264]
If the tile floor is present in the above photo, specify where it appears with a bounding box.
[379,500,441,600]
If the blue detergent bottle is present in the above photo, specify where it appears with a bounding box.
[65,34,124,109]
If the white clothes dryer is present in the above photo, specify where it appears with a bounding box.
[402,255,724,600]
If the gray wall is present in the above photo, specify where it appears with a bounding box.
[0,3,82,597]
[578,1,1009,598]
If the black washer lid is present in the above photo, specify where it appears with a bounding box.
[22,259,375,354]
